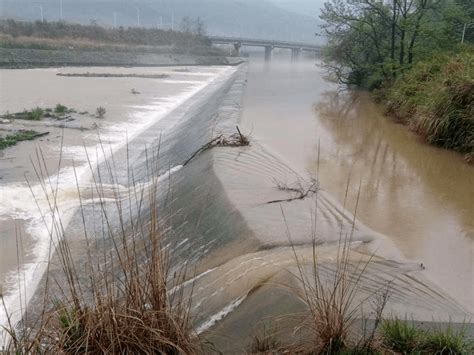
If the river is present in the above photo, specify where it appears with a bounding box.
[0,57,472,351]
[239,57,474,313]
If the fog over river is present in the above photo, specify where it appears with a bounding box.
[0,56,472,349]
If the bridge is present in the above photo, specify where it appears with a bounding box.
[207,36,323,61]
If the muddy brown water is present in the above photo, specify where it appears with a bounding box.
[239,58,474,313]
[0,65,237,341]
[0,59,472,350]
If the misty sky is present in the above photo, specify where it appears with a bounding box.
[269,0,326,17]
[0,0,329,43]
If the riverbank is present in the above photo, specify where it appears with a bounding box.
[0,20,242,68]
[380,47,474,162]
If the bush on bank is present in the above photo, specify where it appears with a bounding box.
[319,0,473,159]
[382,47,474,160]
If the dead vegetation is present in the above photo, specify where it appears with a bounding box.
[287,240,386,353]
[182,126,250,166]
[248,323,283,354]
[275,177,392,354]
[2,146,201,354]
[266,178,319,204]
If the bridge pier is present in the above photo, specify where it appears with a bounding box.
[233,42,241,56]
[291,48,301,61]
[264,45,273,61]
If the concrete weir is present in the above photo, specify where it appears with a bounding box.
[163,64,470,328]
[12,63,472,350]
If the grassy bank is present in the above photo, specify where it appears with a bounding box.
[0,19,211,50]
[0,19,227,68]
[381,47,473,161]
[0,33,224,57]
[319,0,473,160]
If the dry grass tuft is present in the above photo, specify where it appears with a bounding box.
[183,126,250,166]
[267,177,319,204]
[2,143,200,354]
[248,323,283,354]
[282,177,390,354]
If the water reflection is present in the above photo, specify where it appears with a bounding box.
[313,89,474,311]
[240,58,473,312]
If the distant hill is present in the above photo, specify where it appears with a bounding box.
[0,0,322,44]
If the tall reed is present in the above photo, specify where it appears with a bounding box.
[284,174,390,354]
[2,142,199,354]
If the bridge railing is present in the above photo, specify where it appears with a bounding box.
[207,36,322,51]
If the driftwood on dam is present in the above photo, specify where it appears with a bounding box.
[182,125,249,166]
[266,178,319,204]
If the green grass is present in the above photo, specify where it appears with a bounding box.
[423,325,473,355]
[4,107,44,121]
[0,130,40,149]
[380,319,473,354]
[54,103,68,114]
[380,318,423,353]
[383,47,474,159]
[24,107,44,120]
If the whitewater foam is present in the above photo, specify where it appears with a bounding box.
[0,65,237,348]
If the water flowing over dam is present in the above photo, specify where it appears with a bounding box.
[0,58,472,350]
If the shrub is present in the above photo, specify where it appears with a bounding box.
[0,130,40,149]
[28,107,44,120]
[96,106,106,118]
[6,107,44,121]
[384,47,474,157]
[54,103,68,114]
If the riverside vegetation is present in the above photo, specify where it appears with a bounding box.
[0,130,45,150]
[0,18,228,69]
[320,0,473,161]
[0,19,222,58]
[1,103,110,122]
[0,103,106,149]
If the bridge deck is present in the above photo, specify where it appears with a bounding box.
[207,36,322,51]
